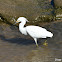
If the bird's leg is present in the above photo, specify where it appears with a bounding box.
[43,40,48,46]
[34,38,38,47]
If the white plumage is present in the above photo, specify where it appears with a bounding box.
[15,17,53,46]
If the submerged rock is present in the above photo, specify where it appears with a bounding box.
[0,0,54,25]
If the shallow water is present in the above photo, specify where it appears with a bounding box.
[0,21,62,62]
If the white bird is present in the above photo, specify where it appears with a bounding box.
[15,17,53,46]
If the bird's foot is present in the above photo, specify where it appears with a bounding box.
[43,40,48,46]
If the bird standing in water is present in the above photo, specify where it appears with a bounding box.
[15,17,53,46]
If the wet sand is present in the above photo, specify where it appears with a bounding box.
[0,21,62,62]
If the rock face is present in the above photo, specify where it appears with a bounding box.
[54,0,62,20]
[0,0,53,25]
[54,0,62,8]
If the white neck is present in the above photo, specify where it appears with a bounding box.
[19,20,27,35]
[19,21,26,28]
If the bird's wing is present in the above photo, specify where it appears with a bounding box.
[26,26,48,38]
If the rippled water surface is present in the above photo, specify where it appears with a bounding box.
[0,21,62,62]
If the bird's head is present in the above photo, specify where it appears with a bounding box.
[14,17,29,24]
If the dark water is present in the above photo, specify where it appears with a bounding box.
[0,21,62,62]
[51,0,54,7]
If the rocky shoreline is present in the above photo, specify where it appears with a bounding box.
[0,0,62,62]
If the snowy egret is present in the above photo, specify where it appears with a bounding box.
[15,17,53,46]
